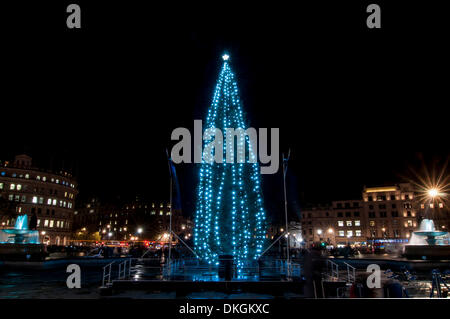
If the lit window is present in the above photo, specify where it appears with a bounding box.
[338,230,345,236]
[60,221,64,228]
[420,204,425,209]
[44,219,49,227]
[346,221,352,226]
[10,184,15,190]
[52,199,57,206]
[370,221,375,227]
[355,230,362,237]
[32,196,38,204]
[49,220,54,228]
[56,221,60,228]
[355,220,361,226]
[151,211,156,215]
[37,219,41,226]
[25,174,29,179]
[37,175,41,180]
[347,230,353,237]
[17,184,22,190]
[439,203,444,208]
[47,198,52,205]
[338,221,344,227]
[160,211,163,215]
[42,176,46,181]
[430,203,434,209]
[56,179,59,184]
[407,220,413,227]
[0,183,3,189]
[39,197,44,204]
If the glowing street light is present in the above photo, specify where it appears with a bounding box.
[108,232,113,237]
[222,54,230,61]
[137,228,143,234]
[317,229,323,235]
[328,228,334,234]
[428,188,439,198]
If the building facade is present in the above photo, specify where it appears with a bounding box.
[300,183,448,248]
[73,197,193,243]
[0,154,78,245]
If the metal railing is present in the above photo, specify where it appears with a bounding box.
[326,259,339,280]
[102,262,114,287]
[118,258,132,280]
[343,262,356,283]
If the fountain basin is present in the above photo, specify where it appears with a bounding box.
[403,245,450,260]
[0,243,48,261]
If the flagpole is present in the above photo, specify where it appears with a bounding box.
[167,151,173,277]
[282,150,291,276]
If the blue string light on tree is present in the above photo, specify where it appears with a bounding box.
[194,54,267,272]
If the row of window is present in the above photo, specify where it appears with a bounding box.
[421,203,445,209]
[2,218,70,229]
[3,193,73,208]
[124,203,171,210]
[366,194,412,201]
[368,220,416,227]
[0,171,75,188]
[368,203,413,210]
[337,230,362,237]
[368,211,416,218]
[37,219,70,229]
[0,183,75,198]
[338,220,361,227]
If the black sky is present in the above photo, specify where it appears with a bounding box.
[1,1,449,221]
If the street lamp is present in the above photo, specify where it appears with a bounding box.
[428,188,439,198]
[137,228,143,234]
[328,228,334,234]
[317,229,323,235]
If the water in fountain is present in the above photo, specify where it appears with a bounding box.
[0,215,40,244]
[408,219,449,246]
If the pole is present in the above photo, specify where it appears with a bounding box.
[168,171,173,276]
[166,150,174,277]
[282,151,290,275]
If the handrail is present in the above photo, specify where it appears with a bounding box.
[102,261,115,287]
[326,259,339,280]
[118,258,132,280]
[343,262,356,283]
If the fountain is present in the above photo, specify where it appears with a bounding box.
[0,215,40,244]
[403,219,450,260]
[0,214,46,261]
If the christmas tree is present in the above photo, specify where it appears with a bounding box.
[194,54,266,271]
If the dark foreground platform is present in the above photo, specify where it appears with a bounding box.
[106,279,305,297]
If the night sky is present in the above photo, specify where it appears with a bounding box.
[2,1,448,222]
